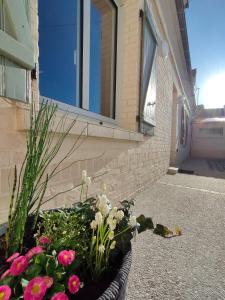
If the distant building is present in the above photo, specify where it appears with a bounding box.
[192,106,225,159]
[0,0,195,222]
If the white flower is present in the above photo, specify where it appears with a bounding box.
[115,210,124,222]
[102,183,107,193]
[90,220,97,230]
[95,211,103,226]
[129,215,137,228]
[86,176,91,186]
[108,230,114,240]
[110,241,116,250]
[97,195,107,208]
[101,203,110,216]
[97,195,110,216]
[109,207,118,218]
[98,244,105,253]
[82,170,87,183]
[107,217,117,231]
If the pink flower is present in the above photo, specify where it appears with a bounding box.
[39,236,51,245]
[10,256,28,276]
[0,285,11,300]
[26,246,43,260]
[6,252,20,263]
[57,250,75,266]
[51,292,69,300]
[43,276,53,288]
[24,277,48,300]
[68,275,80,294]
[0,269,11,280]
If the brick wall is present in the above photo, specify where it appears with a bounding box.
[0,0,194,223]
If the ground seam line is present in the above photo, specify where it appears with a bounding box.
[159,181,225,196]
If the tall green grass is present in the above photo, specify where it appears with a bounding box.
[5,101,83,255]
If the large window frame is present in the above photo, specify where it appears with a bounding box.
[39,0,120,125]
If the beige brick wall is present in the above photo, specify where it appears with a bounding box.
[0,0,194,223]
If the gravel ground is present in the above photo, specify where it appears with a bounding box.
[126,171,225,300]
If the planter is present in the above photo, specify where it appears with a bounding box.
[98,250,132,300]
[0,221,132,300]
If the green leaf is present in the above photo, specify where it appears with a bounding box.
[46,257,58,276]
[25,264,42,279]
[35,253,47,266]
[54,271,66,281]
[21,278,29,288]
[137,214,154,233]
[0,276,14,286]
[54,283,65,292]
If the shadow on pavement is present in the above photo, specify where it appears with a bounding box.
[179,158,225,179]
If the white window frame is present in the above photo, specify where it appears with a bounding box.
[0,0,33,102]
[40,0,120,126]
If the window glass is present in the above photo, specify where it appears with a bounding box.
[38,0,117,119]
[89,0,117,118]
[39,0,80,106]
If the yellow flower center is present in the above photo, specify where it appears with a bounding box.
[0,292,5,300]
[32,284,41,295]
[17,262,21,269]
[72,281,77,287]
[63,255,68,260]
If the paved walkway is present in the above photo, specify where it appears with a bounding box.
[126,163,225,300]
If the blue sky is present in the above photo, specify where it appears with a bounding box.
[186,0,225,108]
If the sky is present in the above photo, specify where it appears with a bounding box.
[186,0,225,108]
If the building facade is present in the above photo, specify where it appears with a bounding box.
[192,106,225,159]
[0,0,195,223]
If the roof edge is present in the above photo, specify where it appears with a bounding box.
[175,0,192,75]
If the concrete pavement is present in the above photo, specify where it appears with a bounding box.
[126,165,225,299]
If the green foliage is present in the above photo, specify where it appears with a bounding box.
[153,224,173,237]
[36,209,91,258]
[136,214,154,233]
[5,101,81,255]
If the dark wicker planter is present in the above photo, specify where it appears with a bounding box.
[98,250,132,300]
[0,221,132,300]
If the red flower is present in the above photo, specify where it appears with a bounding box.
[0,269,11,280]
[57,250,75,266]
[51,292,68,300]
[26,246,43,260]
[39,236,51,245]
[10,256,28,276]
[0,285,11,300]
[43,276,53,288]
[6,252,20,263]
[68,275,80,294]
[24,277,48,300]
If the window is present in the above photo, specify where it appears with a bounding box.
[0,0,33,102]
[39,0,117,119]
[139,1,157,134]
[199,127,223,137]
